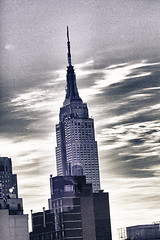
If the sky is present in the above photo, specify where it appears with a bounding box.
[0,0,160,239]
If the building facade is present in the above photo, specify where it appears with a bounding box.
[56,27,100,192]
[30,175,112,240]
[0,157,18,198]
[49,175,112,240]
[126,224,160,240]
[0,208,29,240]
[0,157,29,240]
[30,209,55,240]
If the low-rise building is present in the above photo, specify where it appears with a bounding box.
[126,223,160,240]
[30,209,55,240]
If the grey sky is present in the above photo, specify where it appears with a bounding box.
[1,1,160,239]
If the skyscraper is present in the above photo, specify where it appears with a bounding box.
[56,27,100,192]
[0,157,18,198]
[30,28,112,240]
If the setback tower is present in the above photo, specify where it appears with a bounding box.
[30,27,112,240]
[56,27,100,192]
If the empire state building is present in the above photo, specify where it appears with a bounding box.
[30,28,112,240]
[56,27,100,192]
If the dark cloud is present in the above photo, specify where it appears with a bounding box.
[78,72,105,89]
[128,138,145,145]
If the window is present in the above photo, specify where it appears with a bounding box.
[64,185,74,192]
[18,204,21,210]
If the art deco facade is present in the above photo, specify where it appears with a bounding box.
[30,28,112,240]
[56,27,100,192]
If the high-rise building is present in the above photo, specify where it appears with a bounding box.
[49,175,112,240]
[0,157,18,198]
[56,27,100,192]
[30,27,112,240]
[0,157,29,240]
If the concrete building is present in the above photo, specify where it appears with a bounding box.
[0,157,29,240]
[0,196,29,240]
[56,27,100,192]
[125,223,160,240]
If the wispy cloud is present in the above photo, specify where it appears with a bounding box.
[1,57,160,239]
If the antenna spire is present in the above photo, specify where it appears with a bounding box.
[67,26,72,66]
[64,27,82,106]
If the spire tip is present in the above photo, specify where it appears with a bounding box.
[67,26,72,66]
[67,26,69,42]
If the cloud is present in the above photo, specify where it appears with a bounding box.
[4,44,16,51]
[1,58,160,178]
[1,56,160,239]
